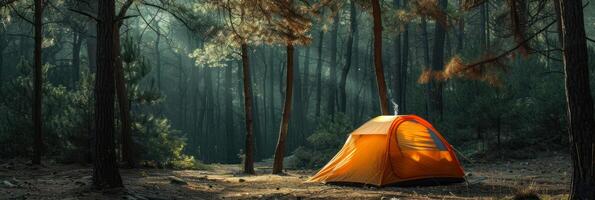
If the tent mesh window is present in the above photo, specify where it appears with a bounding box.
[396,121,448,151]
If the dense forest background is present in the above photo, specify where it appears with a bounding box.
[1,0,595,192]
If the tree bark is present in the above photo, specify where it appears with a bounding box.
[85,0,98,73]
[392,0,401,114]
[93,0,123,188]
[315,25,324,117]
[32,0,43,166]
[339,0,357,113]
[507,0,529,56]
[72,32,82,88]
[114,27,134,168]
[400,5,409,113]
[155,23,161,91]
[559,0,595,198]
[480,2,487,50]
[272,44,294,174]
[421,16,431,118]
[224,60,235,163]
[326,13,339,116]
[371,0,390,115]
[429,0,447,121]
[240,43,255,174]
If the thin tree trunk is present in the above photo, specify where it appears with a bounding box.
[302,46,311,115]
[32,0,43,166]
[559,0,595,198]
[84,0,97,163]
[392,0,401,113]
[86,0,97,73]
[71,32,82,87]
[339,0,357,113]
[371,0,390,115]
[114,26,134,168]
[421,16,431,118]
[315,27,324,117]
[155,25,161,91]
[429,0,447,121]
[267,48,275,154]
[400,2,409,113]
[272,44,294,174]
[326,13,339,116]
[93,0,123,188]
[225,61,235,163]
[240,43,255,174]
[508,0,528,56]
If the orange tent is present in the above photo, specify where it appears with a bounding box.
[307,115,465,186]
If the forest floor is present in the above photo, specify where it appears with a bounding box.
[0,151,570,200]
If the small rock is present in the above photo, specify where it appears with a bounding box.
[238,179,245,183]
[465,172,473,177]
[168,176,187,185]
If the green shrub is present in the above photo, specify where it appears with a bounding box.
[289,113,353,169]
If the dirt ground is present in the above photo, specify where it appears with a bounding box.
[0,152,570,200]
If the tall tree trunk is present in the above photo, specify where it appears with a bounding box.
[93,0,123,188]
[508,0,528,56]
[84,0,98,163]
[339,0,357,113]
[114,25,134,168]
[326,13,339,116]
[32,0,43,166]
[315,26,324,117]
[371,0,390,115]
[559,0,595,198]
[429,0,447,121]
[71,32,82,88]
[401,19,409,113]
[240,43,255,174]
[392,0,402,114]
[267,48,276,154]
[421,16,431,118]
[86,0,98,73]
[155,24,161,91]
[272,44,294,174]
[224,61,235,163]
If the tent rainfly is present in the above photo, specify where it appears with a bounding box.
[307,115,465,186]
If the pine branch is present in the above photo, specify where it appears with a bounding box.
[68,8,99,22]
[455,20,557,74]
